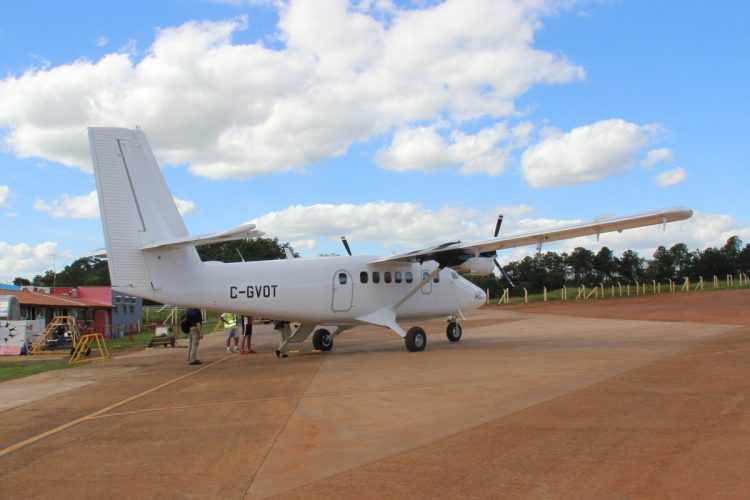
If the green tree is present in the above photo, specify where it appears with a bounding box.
[566,247,595,285]
[669,243,693,276]
[646,246,675,281]
[32,270,56,287]
[12,277,31,286]
[197,238,296,263]
[54,257,110,286]
[593,247,616,283]
[739,244,750,273]
[616,250,644,284]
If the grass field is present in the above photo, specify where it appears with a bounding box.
[488,278,750,305]
[0,359,71,383]
[0,315,226,384]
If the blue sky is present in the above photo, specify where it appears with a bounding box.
[1,0,748,281]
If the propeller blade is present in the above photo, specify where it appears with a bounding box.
[494,215,504,237]
[494,258,515,288]
[341,236,352,256]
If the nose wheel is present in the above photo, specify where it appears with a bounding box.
[446,321,462,342]
[405,326,427,352]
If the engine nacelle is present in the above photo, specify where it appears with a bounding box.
[454,256,495,276]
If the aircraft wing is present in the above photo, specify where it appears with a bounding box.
[370,208,693,266]
[141,223,263,251]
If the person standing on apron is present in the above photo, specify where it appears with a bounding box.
[240,316,256,355]
[186,308,203,365]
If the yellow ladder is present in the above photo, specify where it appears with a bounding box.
[69,333,111,365]
[30,316,80,355]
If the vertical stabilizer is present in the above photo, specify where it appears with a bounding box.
[88,127,197,291]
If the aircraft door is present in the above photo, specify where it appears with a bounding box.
[421,270,432,294]
[332,270,353,312]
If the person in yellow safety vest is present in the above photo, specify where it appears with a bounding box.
[221,312,239,353]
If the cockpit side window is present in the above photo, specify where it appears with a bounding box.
[339,272,348,285]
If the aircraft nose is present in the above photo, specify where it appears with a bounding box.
[461,280,486,310]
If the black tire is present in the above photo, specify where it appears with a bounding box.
[312,329,334,352]
[405,326,427,352]
[446,322,462,342]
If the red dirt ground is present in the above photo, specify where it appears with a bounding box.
[1,290,749,499]
[504,288,750,325]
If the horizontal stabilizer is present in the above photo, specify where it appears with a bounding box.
[141,223,263,251]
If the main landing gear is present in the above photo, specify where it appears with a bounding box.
[405,326,427,352]
[312,328,334,352]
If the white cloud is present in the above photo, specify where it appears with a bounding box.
[0,185,9,207]
[251,202,750,263]
[376,122,532,175]
[34,191,99,219]
[251,202,487,250]
[0,241,59,282]
[173,197,196,215]
[641,147,673,169]
[521,119,658,187]
[655,167,686,187]
[0,1,583,179]
[34,190,195,218]
[118,39,138,55]
[96,36,109,48]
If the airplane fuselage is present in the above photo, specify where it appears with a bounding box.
[123,255,486,325]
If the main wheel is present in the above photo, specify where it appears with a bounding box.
[312,329,334,352]
[446,322,462,342]
[405,326,427,352]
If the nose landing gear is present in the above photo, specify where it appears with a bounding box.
[446,321,462,342]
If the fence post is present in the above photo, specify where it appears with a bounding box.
[727,274,733,287]
[524,288,528,304]
[657,282,661,295]
[627,284,630,296]
[543,287,548,302]
[714,275,719,288]
[618,282,622,297]
[635,281,640,296]
[699,276,704,290]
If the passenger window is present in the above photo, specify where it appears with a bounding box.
[373,271,380,284]
[433,272,440,283]
[384,271,392,284]
[360,271,368,284]
[339,273,347,285]
[395,271,402,283]
[405,271,413,283]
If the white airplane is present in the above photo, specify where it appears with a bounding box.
[88,127,692,356]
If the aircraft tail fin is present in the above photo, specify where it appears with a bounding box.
[88,127,199,292]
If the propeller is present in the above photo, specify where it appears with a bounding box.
[341,236,352,256]
[494,258,515,288]
[494,215,503,238]
[491,213,514,288]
